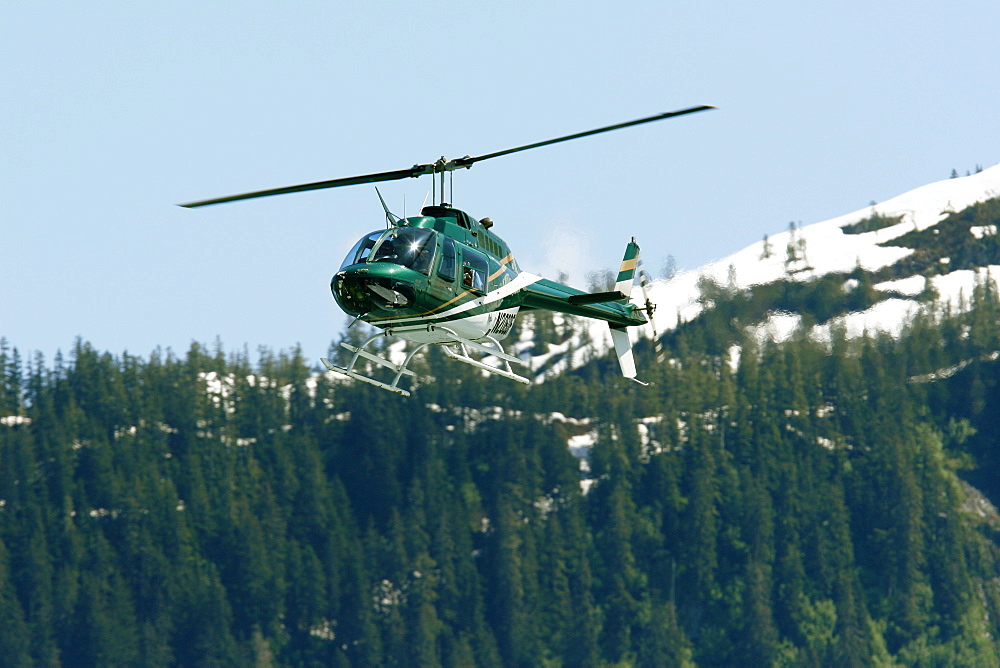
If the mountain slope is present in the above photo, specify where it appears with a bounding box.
[5,316,1000,664]
[524,163,1000,379]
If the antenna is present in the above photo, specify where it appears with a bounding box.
[375,187,399,228]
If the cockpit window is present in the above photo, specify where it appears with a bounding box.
[370,227,437,274]
[340,228,438,274]
[340,231,382,270]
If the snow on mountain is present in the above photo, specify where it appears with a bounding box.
[525,163,1000,380]
[648,163,1000,330]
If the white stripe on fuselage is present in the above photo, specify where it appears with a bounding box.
[368,271,543,329]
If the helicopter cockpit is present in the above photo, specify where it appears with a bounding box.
[340,227,436,274]
[333,227,438,314]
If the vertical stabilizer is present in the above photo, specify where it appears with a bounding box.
[614,238,641,296]
[609,238,648,385]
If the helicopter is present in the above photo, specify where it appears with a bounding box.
[181,105,714,396]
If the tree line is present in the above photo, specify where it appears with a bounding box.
[2,277,1000,665]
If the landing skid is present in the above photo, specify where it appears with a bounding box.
[321,325,530,397]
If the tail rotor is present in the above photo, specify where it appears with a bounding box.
[636,252,665,362]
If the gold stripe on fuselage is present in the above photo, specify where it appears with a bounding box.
[377,257,515,322]
[488,253,516,282]
[369,288,478,324]
[366,271,543,329]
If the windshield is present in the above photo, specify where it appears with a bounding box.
[369,227,437,274]
[340,227,438,274]
[340,231,382,270]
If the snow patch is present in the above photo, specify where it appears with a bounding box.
[567,430,598,464]
[828,299,919,340]
[876,275,926,296]
[0,415,30,427]
[748,312,802,345]
[931,266,1000,311]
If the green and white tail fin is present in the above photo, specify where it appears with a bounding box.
[614,238,641,295]
[610,325,646,385]
[610,238,648,385]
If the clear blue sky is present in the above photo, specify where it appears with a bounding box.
[3,1,998,362]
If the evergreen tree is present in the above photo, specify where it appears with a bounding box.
[2,321,1000,665]
[0,537,31,665]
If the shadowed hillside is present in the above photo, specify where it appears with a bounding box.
[3,274,1000,665]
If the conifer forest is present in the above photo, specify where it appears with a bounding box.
[4,276,1000,666]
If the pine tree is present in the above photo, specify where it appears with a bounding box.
[760,234,773,260]
[484,486,540,665]
[0,538,30,665]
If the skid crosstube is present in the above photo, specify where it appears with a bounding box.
[321,325,529,396]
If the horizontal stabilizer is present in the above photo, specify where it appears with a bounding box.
[567,290,629,306]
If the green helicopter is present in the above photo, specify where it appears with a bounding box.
[181,105,713,396]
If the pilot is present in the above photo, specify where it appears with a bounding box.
[374,238,396,262]
[463,266,474,288]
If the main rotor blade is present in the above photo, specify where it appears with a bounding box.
[179,105,714,208]
[179,165,430,208]
[450,105,715,168]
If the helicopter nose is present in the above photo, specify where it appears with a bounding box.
[366,282,411,307]
[331,271,369,315]
[331,270,415,313]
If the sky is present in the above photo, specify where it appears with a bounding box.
[3,1,999,363]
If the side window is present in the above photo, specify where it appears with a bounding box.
[462,248,489,292]
[437,236,457,280]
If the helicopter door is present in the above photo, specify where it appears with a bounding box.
[462,248,489,292]
[437,236,457,281]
